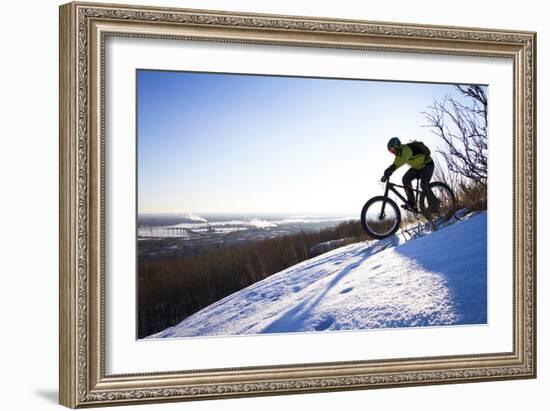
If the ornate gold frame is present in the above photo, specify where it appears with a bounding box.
[59,2,536,408]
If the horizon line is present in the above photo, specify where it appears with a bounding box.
[137,211,359,216]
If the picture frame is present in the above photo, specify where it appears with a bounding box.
[59,1,536,408]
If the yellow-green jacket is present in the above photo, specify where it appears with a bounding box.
[393,144,432,170]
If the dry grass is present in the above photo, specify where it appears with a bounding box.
[456,182,487,212]
[432,157,487,213]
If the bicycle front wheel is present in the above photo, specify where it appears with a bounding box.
[360,196,401,240]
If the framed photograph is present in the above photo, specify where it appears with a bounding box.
[59,1,537,408]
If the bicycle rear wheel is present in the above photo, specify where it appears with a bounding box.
[360,196,401,240]
[419,182,457,222]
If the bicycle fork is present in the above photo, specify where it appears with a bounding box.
[378,183,391,220]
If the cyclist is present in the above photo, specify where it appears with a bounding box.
[381,137,439,215]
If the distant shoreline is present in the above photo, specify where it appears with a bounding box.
[137,213,358,261]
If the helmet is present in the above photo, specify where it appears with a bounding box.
[387,137,401,153]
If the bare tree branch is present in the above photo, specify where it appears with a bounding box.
[422,85,487,185]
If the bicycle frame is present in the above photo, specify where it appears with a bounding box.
[385,180,422,204]
[364,179,456,239]
[378,179,422,217]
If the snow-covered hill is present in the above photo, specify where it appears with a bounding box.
[149,212,487,339]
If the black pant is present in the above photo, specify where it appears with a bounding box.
[402,162,437,210]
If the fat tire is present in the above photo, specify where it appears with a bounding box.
[360,196,401,240]
[419,182,457,222]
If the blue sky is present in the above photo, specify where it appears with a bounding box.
[137,70,483,215]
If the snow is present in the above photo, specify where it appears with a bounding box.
[138,216,359,238]
[149,212,487,339]
[183,213,208,223]
[276,216,356,224]
[249,218,278,228]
